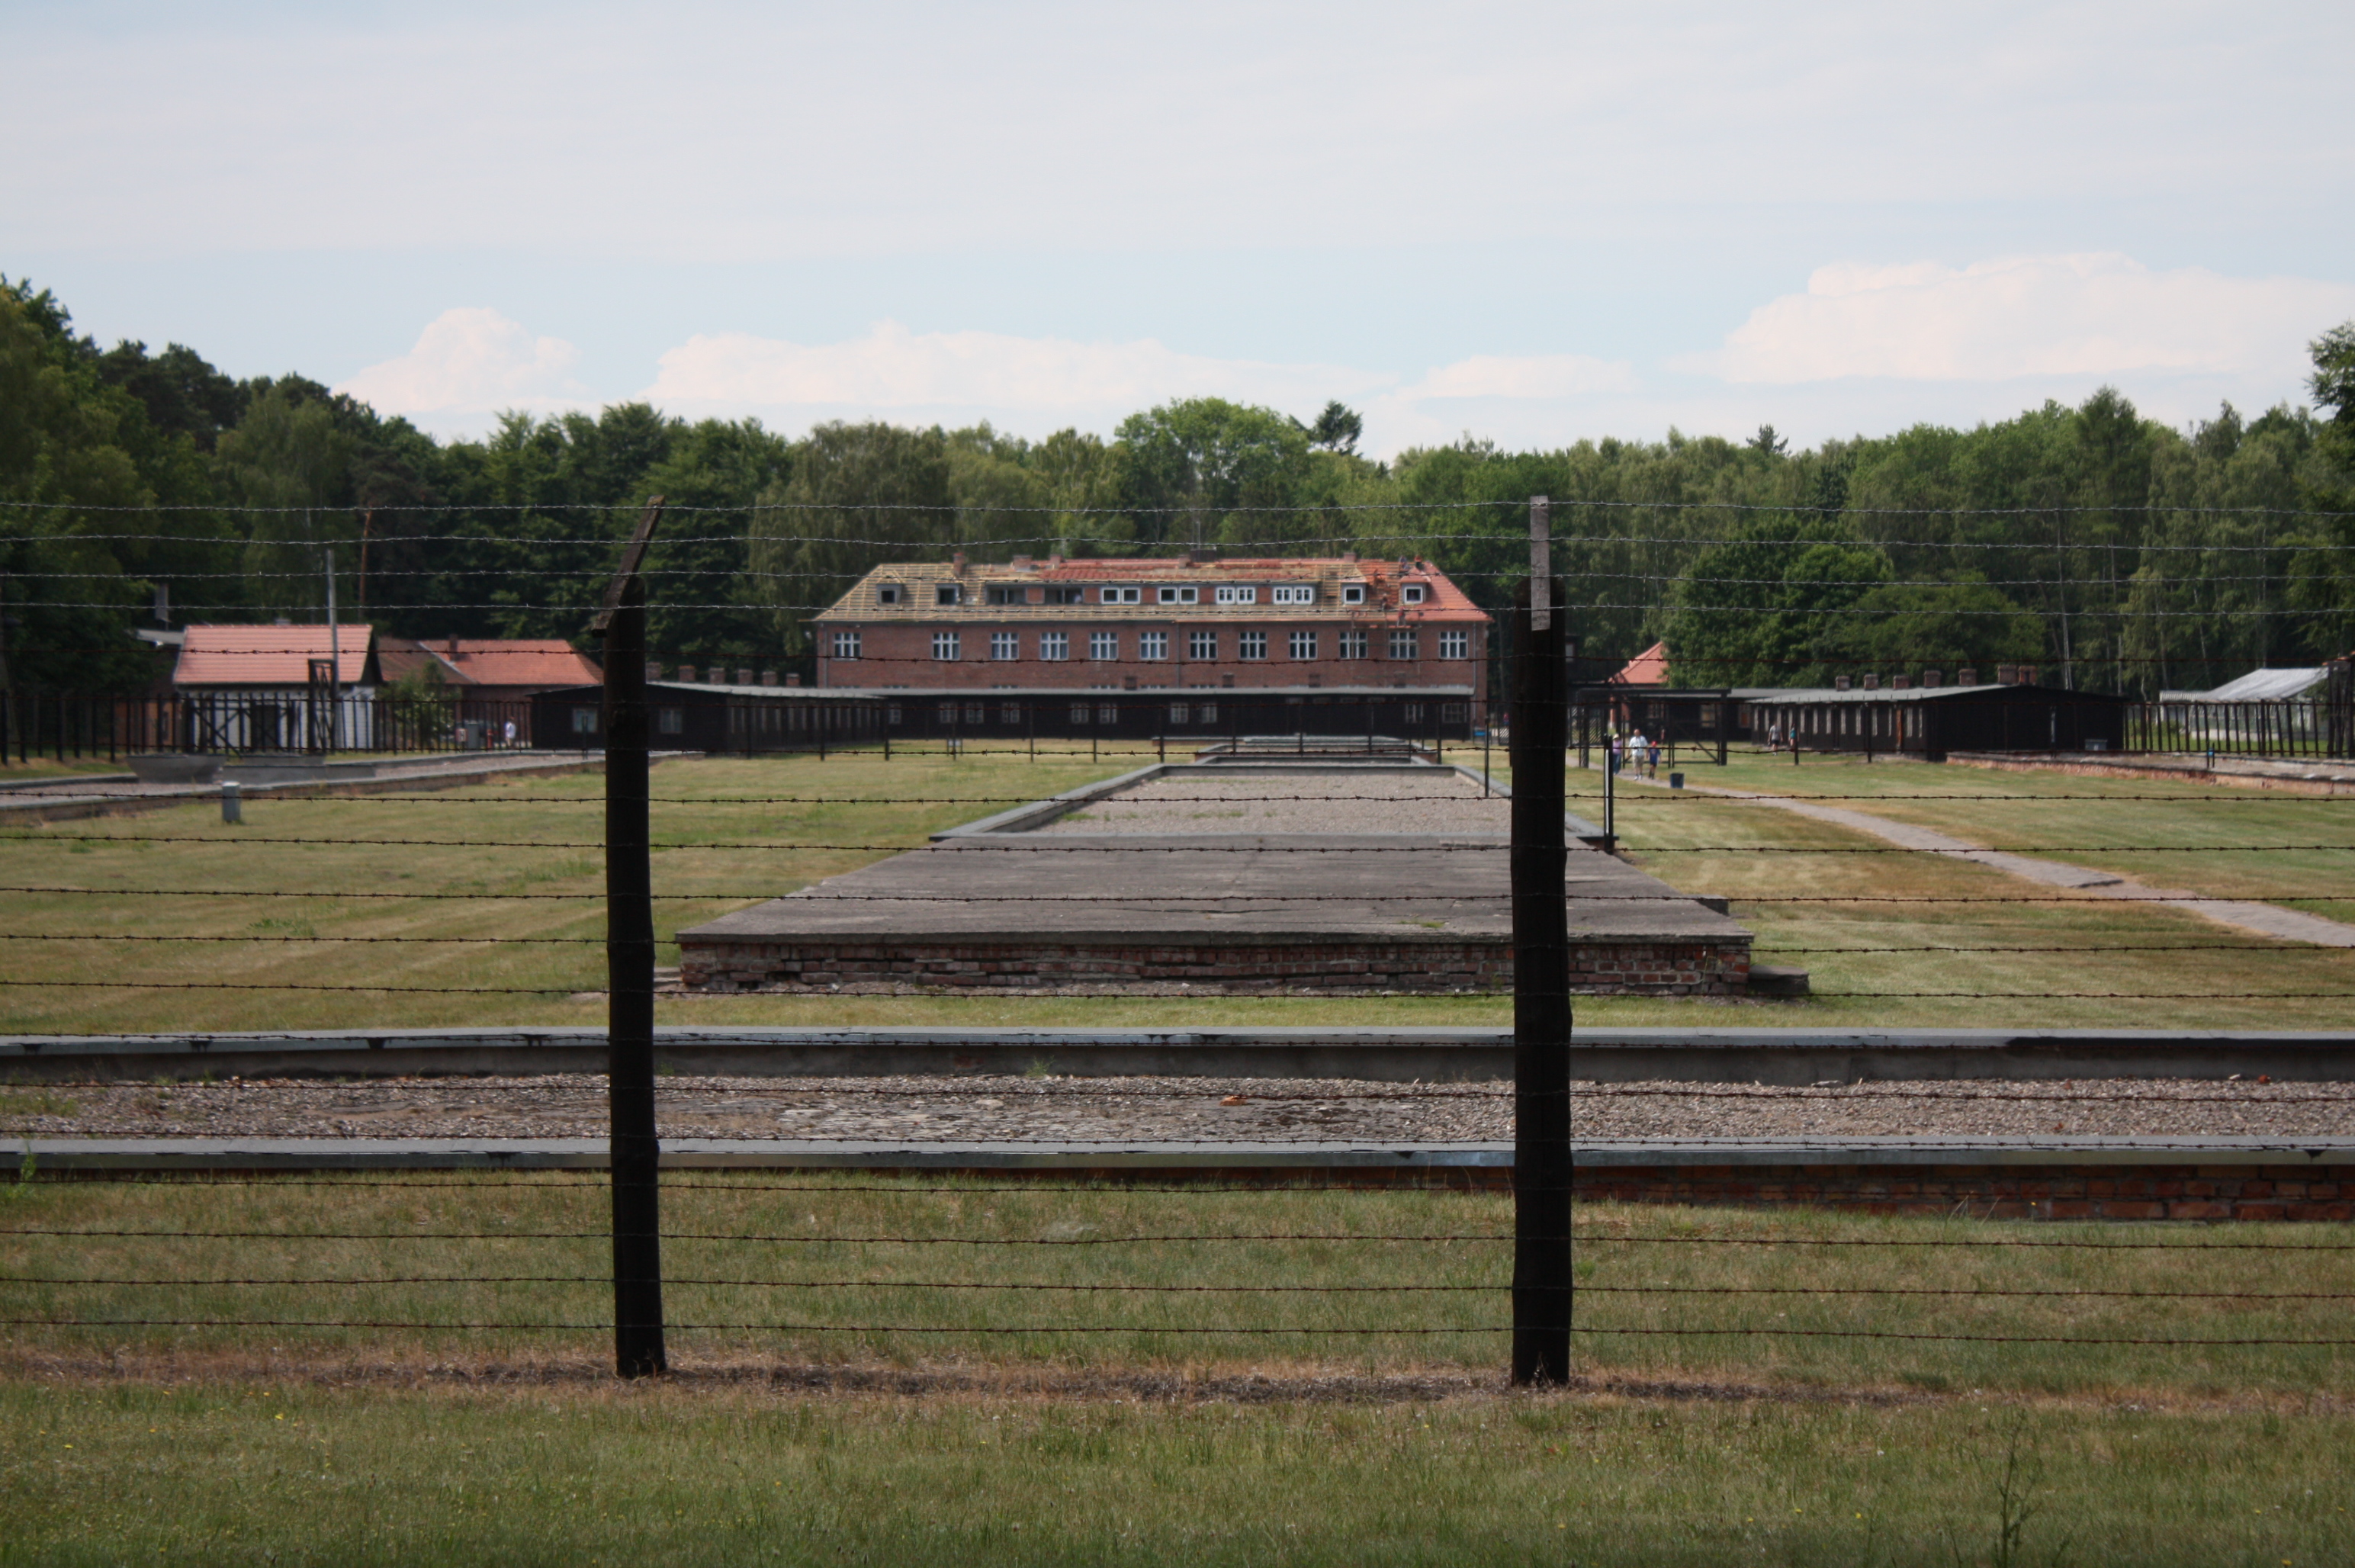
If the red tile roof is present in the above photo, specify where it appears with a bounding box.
[1614,641,1669,686]
[173,625,375,686]
[380,638,602,689]
[819,556,1489,623]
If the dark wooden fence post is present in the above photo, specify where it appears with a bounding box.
[596,496,667,1379]
[1512,495,1572,1386]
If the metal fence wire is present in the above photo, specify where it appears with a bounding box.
[2,496,2352,1384]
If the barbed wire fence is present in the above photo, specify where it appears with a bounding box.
[1,496,2353,1385]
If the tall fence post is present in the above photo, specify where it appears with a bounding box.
[596,496,667,1379]
[1512,496,1572,1386]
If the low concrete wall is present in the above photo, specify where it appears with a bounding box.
[7,1027,2355,1084]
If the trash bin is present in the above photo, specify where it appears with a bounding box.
[1669,771,1685,789]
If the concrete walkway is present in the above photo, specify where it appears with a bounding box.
[1612,770,2355,948]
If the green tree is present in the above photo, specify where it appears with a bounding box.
[1113,397,1312,551]
[747,421,954,655]
[1663,518,1892,686]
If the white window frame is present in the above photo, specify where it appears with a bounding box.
[1187,630,1217,660]
[831,630,861,659]
[964,702,985,726]
[1001,701,1022,725]
[1097,702,1118,725]
[1168,702,1190,725]
[932,631,962,661]
[1338,630,1367,660]
[1069,702,1091,725]
[1138,631,1169,661]
[1089,631,1119,660]
[1197,701,1218,725]
[1156,585,1198,605]
[875,583,902,606]
[1288,631,1317,660]
[1271,584,1314,606]
[937,701,958,725]
[1100,586,1141,604]
[990,631,1020,661]
[1402,583,1427,605]
[1387,629,1417,660]
[1214,585,1257,606]
[1341,583,1366,605]
[1039,632,1069,661]
[1238,631,1267,660]
[1438,630,1470,659]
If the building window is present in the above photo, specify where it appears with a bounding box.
[1157,586,1197,604]
[1288,631,1318,660]
[965,702,984,725]
[1197,701,1217,725]
[1272,584,1314,606]
[1100,586,1141,604]
[991,632,1019,661]
[1046,586,1086,605]
[1169,702,1190,725]
[1139,631,1168,660]
[937,701,958,725]
[1388,629,1417,660]
[1001,702,1022,725]
[1238,631,1267,660]
[1406,703,1426,724]
[657,708,683,735]
[1188,630,1217,660]
[936,584,962,606]
[1438,630,1469,659]
[831,630,861,659]
[1039,632,1069,661]
[876,584,902,606]
[986,586,1025,606]
[1402,583,1427,605]
[1069,702,1091,725]
[1341,583,1365,604]
[886,704,904,726]
[932,631,961,660]
[570,706,599,735]
[1098,702,1118,725]
[1090,631,1119,660]
[1338,630,1368,660]
[1442,702,1469,724]
[1214,585,1257,606]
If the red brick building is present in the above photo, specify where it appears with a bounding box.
[813,554,1491,700]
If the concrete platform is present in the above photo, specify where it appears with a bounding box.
[675,834,1752,994]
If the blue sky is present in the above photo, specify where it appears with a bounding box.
[6,0,2351,454]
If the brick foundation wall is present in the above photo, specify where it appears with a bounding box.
[1573,1163,2355,1220]
[676,937,1752,995]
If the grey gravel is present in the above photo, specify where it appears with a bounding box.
[6,1075,2351,1143]
[1038,773,1508,837]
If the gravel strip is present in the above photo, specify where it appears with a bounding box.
[1037,773,1508,837]
[6,1075,2352,1143]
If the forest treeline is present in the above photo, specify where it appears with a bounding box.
[5,276,2352,696]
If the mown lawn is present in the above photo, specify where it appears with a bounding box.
[2,1174,2353,1564]
[4,747,2353,1033]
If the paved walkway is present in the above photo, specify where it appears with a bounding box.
[1612,769,2355,947]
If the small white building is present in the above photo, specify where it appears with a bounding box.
[171,624,382,751]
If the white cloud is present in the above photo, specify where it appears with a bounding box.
[1703,254,2355,384]
[336,308,590,422]
[642,320,1388,422]
[1389,354,1632,401]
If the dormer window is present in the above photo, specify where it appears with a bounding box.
[1214,585,1257,606]
[1341,583,1365,605]
[1402,583,1427,605]
[1100,586,1141,604]
[986,585,1026,606]
[936,584,962,606]
[1157,586,1198,605]
[1046,586,1086,604]
[1271,584,1315,606]
[876,583,903,605]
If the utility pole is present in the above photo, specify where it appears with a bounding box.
[1511,495,1572,1386]
[596,496,668,1378]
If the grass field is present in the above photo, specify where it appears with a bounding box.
[2,1174,2352,1564]
[5,746,2353,1033]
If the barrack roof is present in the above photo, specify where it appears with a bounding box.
[172,624,377,686]
[815,555,1488,624]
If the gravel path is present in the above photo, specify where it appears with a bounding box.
[8,1075,2352,1143]
[1039,772,1508,836]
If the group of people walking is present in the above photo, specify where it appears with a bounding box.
[1606,728,1660,779]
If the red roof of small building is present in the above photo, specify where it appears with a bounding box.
[172,625,376,686]
[379,638,602,689]
[1614,641,1669,685]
